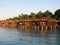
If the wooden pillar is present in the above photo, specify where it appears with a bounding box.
[54,25,57,30]
[45,26,48,30]
[38,26,39,31]
[50,26,52,30]
[41,26,43,30]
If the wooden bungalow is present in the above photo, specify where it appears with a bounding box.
[16,16,59,30]
[0,16,59,30]
[1,20,16,27]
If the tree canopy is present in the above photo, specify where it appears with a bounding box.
[44,10,53,17]
[54,9,60,20]
[36,11,43,18]
[6,9,60,20]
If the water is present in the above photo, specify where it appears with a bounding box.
[0,27,60,45]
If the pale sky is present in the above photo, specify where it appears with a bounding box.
[0,0,60,20]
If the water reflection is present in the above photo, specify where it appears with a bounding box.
[0,27,60,45]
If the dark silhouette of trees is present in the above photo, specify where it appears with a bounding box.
[44,10,53,17]
[6,9,60,20]
[36,11,43,18]
[21,13,29,19]
[18,15,22,20]
[54,9,60,20]
[29,12,36,18]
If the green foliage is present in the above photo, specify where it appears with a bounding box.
[21,14,29,19]
[44,10,52,17]
[12,17,19,20]
[6,18,13,20]
[6,9,60,20]
[36,11,43,18]
[54,9,60,20]
[29,12,36,18]
[18,15,22,20]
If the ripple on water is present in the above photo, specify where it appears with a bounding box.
[0,27,60,45]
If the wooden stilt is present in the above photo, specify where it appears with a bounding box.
[38,26,39,31]
[45,26,48,30]
[41,26,43,30]
[51,26,52,30]
[54,26,57,30]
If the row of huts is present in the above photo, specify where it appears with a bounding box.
[0,17,60,30]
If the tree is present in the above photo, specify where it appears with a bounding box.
[29,12,36,18]
[18,15,22,20]
[36,11,43,18]
[12,17,19,20]
[44,10,52,17]
[54,9,60,20]
[17,15,23,20]
[21,14,29,19]
[6,18,13,20]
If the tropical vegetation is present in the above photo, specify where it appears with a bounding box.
[6,9,60,20]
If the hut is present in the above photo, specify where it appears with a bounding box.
[0,16,59,30]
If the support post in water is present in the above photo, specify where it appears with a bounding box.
[41,26,43,30]
[50,26,52,30]
[45,26,48,30]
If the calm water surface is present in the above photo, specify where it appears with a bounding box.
[0,27,60,45]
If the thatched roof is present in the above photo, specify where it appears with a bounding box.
[16,17,59,22]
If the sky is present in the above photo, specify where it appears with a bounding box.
[0,0,60,20]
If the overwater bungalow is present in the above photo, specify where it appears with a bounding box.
[0,16,59,30]
[16,16,59,30]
